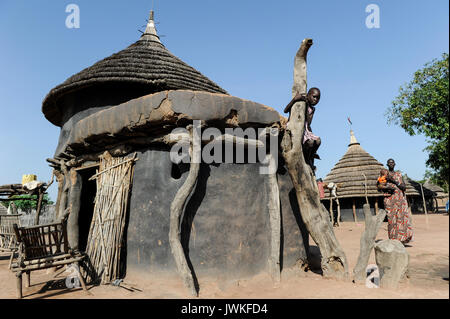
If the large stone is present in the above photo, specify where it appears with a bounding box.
[374,239,409,289]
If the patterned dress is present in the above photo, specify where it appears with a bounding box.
[303,105,319,144]
[383,171,413,244]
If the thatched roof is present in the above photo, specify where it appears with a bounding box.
[423,180,448,198]
[0,205,8,214]
[403,176,429,197]
[323,130,384,199]
[42,11,228,126]
[322,130,421,199]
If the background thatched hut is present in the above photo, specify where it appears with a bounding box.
[423,181,449,212]
[405,178,449,213]
[42,11,309,288]
[322,130,422,221]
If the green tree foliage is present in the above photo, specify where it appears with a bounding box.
[386,53,449,191]
[0,194,54,213]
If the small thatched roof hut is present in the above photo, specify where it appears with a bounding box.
[423,180,448,199]
[423,180,449,212]
[323,130,384,199]
[409,179,449,212]
[322,130,422,221]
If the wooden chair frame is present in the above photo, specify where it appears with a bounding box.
[0,214,21,270]
[0,214,21,252]
[10,216,88,298]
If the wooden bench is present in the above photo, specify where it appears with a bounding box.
[10,215,88,298]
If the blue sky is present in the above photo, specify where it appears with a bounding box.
[0,0,448,201]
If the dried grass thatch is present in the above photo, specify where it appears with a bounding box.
[323,131,420,199]
[423,180,448,198]
[42,11,228,126]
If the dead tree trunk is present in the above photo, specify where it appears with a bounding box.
[169,124,201,297]
[353,204,386,283]
[280,38,348,279]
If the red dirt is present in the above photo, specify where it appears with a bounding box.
[0,214,448,299]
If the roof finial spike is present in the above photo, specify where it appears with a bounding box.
[141,8,162,44]
[349,129,360,146]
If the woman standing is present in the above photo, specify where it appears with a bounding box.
[377,158,413,244]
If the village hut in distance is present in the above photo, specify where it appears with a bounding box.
[42,10,310,293]
[422,180,448,212]
[322,130,422,222]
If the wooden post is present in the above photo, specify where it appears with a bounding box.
[352,198,358,223]
[76,262,89,293]
[362,173,369,205]
[266,154,281,283]
[419,184,429,228]
[336,198,341,227]
[34,188,44,226]
[16,271,23,299]
[329,197,334,225]
[67,169,82,251]
[419,183,428,215]
[25,271,30,288]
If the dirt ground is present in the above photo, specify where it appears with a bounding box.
[0,213,448,299]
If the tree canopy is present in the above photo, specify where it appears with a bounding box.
[386,53,449,191]
[0,194,53,213]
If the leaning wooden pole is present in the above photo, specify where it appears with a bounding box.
[169,123,201,297]
[34,188,44,225]
[280,38,348,279]
[419,183,429,228]
[353,204,386,283]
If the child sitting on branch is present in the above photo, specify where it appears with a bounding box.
[284,87,321,169]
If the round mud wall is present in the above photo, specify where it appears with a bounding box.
[125,148,309,282]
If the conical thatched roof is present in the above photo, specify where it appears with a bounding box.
[323,130,384,199]
[42,11,228,126]
[323,130,422,199]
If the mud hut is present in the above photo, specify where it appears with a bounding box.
[322,130,421,221]
[423,181,449,212]
[42,11,309,294]
[405,178,448,213]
